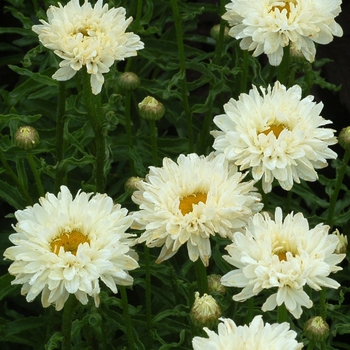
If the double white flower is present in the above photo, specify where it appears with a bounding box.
[32,0,144,94]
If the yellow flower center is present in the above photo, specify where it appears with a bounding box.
[271,0,297,17]
[261,124,286,138]
[179,193,207,215]
[51,230,90,255]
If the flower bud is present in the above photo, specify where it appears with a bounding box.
[14,126,39,150]
[190,291,221,329]
[138,96,165,121]
[304,316,329,342]
[207,274,226,295]
[210,24,230,41]
[125,176,143,194]
[117,72,140,91]
[338,126,350,151]
[332,229,348,254]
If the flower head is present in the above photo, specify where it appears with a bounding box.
[131,153,262,266]
[3,186,139,311]
[221,208,345,318]
[211,81,337,193]
[14,126,39,150]
[190,292,221,329]
[223,0,343,65]
[32,0,144,94]
[192,315,303,350]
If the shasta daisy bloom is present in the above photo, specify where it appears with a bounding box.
[221,208,345,319]
[3,186,139,311]
[222,0,343,66]
[192,315,303,350]
[131,153,262,266]
[211,81,337,193]
[32,0,144,94]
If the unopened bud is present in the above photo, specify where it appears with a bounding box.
[207,274,226,295]
[332,229,348,254]
[125,176,143,194]
[14,126,39,150]
[210,24,230,41]
[304,316,329,342]
[138,96,165,121]
[117,72,140,91]
[339,126,350,151]
[190,292,221,329]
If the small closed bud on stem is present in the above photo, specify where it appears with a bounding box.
[304,316,329,342]
[339,126,350,151]
[138,96,165,121]
[190,291,221,329]
[14,126,39,150]
[117,72,140,91]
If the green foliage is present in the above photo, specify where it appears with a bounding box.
[0,0,349,349]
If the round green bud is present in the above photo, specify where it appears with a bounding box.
[125,176,143,195]
[14,126,39,150]
[208,274,226,295]
[117,72,140,91]
[304,316,329,342]
[190,291,221,329]
[138,96,165,121]
[210,24,230,41]
[339,126,350,151]
[332,229,348,254]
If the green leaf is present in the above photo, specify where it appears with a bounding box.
[0,179,27,209]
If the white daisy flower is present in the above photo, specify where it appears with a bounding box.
[3,186,139,311]
[192,315,303,350]
[32,0,144,94]
[131,153,263,266]
[211,81,337,193]
[223,0,343,65]
[221,207,345,319]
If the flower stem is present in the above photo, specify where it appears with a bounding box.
[124,90,136,175]
[319,287,327,320]
[82,69,106,192]
[61,294,77,350]
[194,259,209,295]
[149,119,158,166]
[277,303,288,323]
[213,0,227,66]
[26,152,45,198]
[307,341,315,350]
[277,45,291,86]
[119,286,136,350]
[0,148,32,205]
[170,0,194,152]
[54,82,66,193]
[144,245,153,349]
[240,50,249,93]
[327,148,350,227]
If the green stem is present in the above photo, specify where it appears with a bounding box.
[319,287,327,320]
[277,303,288,323]
[82,69,106,193]
[213,0,227,66]
[194,259,209,295]
[277,45,291,86]
[307,341,315,350]
[119,286,136,350]
[240,50,249,93]
[61,294,77,350]
[144,245,153,349]
[0,148,32,205]
[245,297,254,324]
[327,149,350,227]
[26,152,45,198]
[149,119,158,166]
[124,90,135,175]
[170,0,194,153]
[54,82,67,193]
[135,0,143,30]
